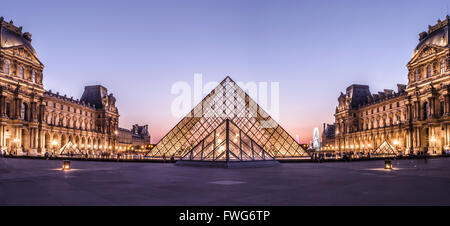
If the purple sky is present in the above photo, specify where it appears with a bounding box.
[2,0,449,143]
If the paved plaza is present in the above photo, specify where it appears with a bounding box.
[1,157,450,205]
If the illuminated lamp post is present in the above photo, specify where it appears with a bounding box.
[62,160,71,170]
[384,159,392,170]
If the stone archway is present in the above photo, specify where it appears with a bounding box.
[51,134,59,152]
[81,137,86,152]
[44,132,51,152]
[61,134,67,149]
[75,136,80,147]
[21,129,30,154]
[87,137,92,149]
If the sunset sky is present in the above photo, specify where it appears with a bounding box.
[2,0,449,143]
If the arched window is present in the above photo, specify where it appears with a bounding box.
[426,65,431,78]
[32,70,36,83]
[414,69,420,81]
[21,102,27,121]
[19,66,24,79]
[441,59,446,74]
[4,60,10,74]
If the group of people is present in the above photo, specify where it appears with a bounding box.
[0,149,15,157]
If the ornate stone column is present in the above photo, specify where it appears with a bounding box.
[0,95,6,117]
[31,101,37,122]
[14,98,21,119]
[445,94,450,116]
[414,101,420,120]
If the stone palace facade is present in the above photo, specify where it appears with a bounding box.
[334,16,450,155]
[0,17,124,156]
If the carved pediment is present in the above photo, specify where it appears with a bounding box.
[409,44,446,65]
[2,45,43,66]
[418,46,437,58]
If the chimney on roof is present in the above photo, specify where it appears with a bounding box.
[419,31,428,41]
[397,84,406,93]
[384,89,393,96]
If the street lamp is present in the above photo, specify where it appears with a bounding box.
[384,159,393,170]
[62,160,71,170]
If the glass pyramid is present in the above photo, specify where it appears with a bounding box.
[372,140,398,157]
[59,141,83,156]
[146,76,309,160]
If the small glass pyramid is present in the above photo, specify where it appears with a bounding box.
[59,141,83,156]
[147,76,309,160]
[372,140,398,157]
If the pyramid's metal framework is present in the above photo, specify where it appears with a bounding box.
[372,140,399,157]
[146,77,309,160]
[181,119,276,161]
[59,141,83,156]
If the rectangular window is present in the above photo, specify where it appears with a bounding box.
[6,103,10,118]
